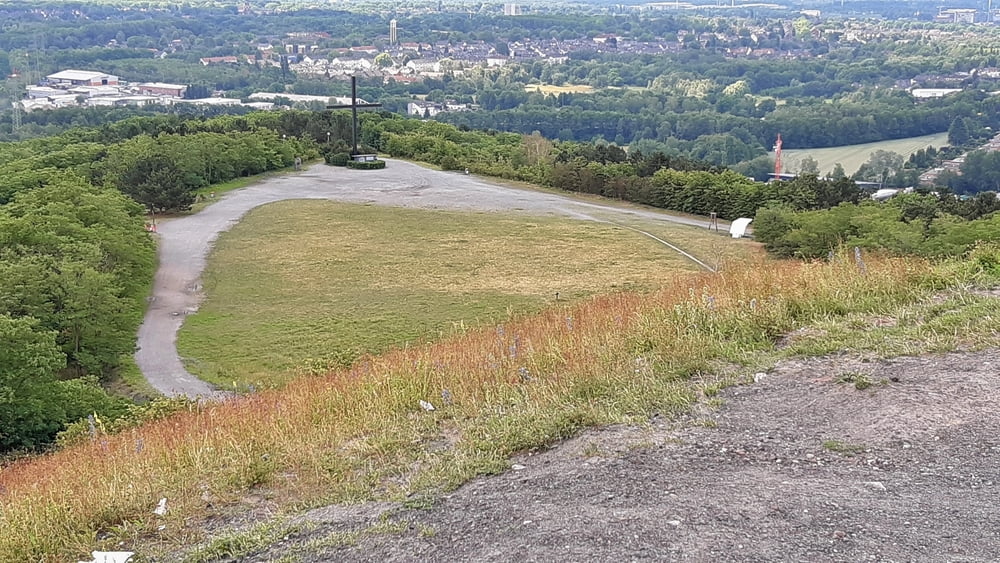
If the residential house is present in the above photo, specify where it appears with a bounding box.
[407,100,443,117]
[199,56,240,65]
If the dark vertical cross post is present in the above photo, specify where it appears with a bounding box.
[326,76,382,155]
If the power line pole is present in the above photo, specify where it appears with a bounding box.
[11,99,21,132]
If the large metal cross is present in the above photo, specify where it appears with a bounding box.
[326,76,382,155]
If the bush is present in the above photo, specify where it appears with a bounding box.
[439,155,462,171]
[325,152,350,166]
[346,159,386,170]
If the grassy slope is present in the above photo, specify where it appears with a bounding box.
[177,200,751,389]
[772,131,950,176]
[9,249,1000,561]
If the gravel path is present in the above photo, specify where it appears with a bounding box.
[135,160,723,398]
[247,350,1000,562]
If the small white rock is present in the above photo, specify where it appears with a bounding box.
[864,481,887,492]
[753,372,768,383]
[419,400,435,411]
[153,498,167,516]
[512,464,526,471]
[666,520,681,526]
[78,552,135,563]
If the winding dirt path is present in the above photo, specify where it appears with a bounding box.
[135,160,723,398]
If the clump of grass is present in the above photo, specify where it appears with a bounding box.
[822,440,867,455]
[0,253,941,561]
[184,520,306,563]
[836,372,874,391]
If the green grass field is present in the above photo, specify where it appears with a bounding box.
[177,200,748,389]
[773,132,950,176]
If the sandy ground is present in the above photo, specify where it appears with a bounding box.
[240,350,1000,562]
[135,161,721,398]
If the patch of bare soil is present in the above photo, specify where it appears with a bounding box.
[247,351,1000,562]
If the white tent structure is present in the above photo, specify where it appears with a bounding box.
[730,217,752,238]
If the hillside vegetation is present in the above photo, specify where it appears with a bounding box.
[3,110,1000,560]
[8,247,1000,560]
[1,109,997,454]
[754,192,1000,259]
[0,113,325,453]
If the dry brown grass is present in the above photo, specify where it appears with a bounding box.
[0,252,937,561]
[177,200,738,389]
[524,83,595,95]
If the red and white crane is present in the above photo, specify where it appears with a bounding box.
[773,133,783,178]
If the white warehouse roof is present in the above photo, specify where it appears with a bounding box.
[47,70,117,82]
[137,82,187,90]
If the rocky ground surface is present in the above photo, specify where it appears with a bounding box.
[240,350,1000,562]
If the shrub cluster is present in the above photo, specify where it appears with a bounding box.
[325,152,350,166]
[346,159,386,170]
[753,193,1000,259]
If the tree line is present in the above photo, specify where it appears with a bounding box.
[368,113,863,219]
[0,111,340,453]
[0,177,150,451]
[754,192,1000,259]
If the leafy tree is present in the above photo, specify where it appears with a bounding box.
[184,84,212,99]
[722,80,750,97]
[854,150,904,185]
[955,150,1000,194]
[948,117,971,147]
[118,153,194,213]
[829,162,847,180]
[0,314,127,452]
[732,155,774,182]
[0,315,66,450]
[798,156,820,175]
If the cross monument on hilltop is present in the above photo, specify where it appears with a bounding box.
[326,76,382,156]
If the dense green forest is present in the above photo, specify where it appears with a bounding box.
[0,111,330,452]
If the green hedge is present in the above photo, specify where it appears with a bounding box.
[346,159,386,170]
[325,152,350,166]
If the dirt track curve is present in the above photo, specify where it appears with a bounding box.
[135,160,722,398]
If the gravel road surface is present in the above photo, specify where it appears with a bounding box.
[135,160,721,398]
[244,350,1000,562]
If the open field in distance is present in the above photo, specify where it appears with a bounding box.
[772,131,950,176]
[524,83,596,95]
